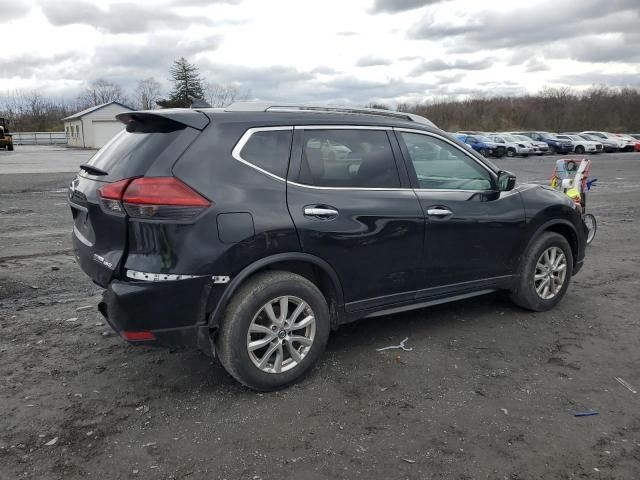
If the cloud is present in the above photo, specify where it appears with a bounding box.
[0,51,80,78]
[564,35,640,63]
[411,58,490,75]
[370,0,450,14]
[0,0,30,23]
[525,58,550,72]
[40,0,213,33]
[311,66,339,75]
[555,72,640,88]
[409,0,640,50]
[174,0,243,4]
[356,55,393,67]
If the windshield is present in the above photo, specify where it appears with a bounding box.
[476,136,492,142]
[568,135,582,141]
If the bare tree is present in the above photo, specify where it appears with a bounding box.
[78,79,128,108]
[134,77,161,110]
[205,83,251,107]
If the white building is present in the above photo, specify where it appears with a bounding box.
[62,101,134,149]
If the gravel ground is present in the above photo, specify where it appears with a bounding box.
[1,147,639,480]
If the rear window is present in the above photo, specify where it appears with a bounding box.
[83,129,186,181]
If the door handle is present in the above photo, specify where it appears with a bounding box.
[304,207,339,218]
[427,208,453,217]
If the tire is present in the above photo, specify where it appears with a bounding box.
[522,153,529,158]
[7,144,13,151]
[506,148,515,157]
[548,145,556,155]
[509,232,573,312]
[215,270,330,391]
[479,148,488,157]
[575,145,585,154]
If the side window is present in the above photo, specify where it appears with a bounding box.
[238,129,293,178]
[400,132,493,191]
[298,129,400,188]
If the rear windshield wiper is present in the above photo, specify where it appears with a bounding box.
[79,164,108,176]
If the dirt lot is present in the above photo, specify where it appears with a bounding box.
[1,147,639,480]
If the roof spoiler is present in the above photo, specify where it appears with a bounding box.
[116,109,210,131]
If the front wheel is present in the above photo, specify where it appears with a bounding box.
[584,213,596,245]
[216,271,330,391]
[479,148,488,157]
[575,145,585,154]
[509,232,573,311]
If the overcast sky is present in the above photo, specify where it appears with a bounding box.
[1,0,639,106]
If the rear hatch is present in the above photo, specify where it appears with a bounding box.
[68,111,208,287]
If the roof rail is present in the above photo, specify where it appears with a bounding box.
[224,102,436,128]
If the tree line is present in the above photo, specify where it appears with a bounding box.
[0,58,249,132]
[397,86,640,133]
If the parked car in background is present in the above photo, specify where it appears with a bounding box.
[576,133,619,153]
[581,131,627,152]
[488,133,532,157]
[630,134,640,141]
[611,133,640,152]
[556,134,602,154]
[509,134,548,156]
[455,134,506,157]
[514,131,573,154]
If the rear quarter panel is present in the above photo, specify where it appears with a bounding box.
[123,120,300,278]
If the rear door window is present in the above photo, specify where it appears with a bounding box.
[237,128,293,178]
[297,129,400,188]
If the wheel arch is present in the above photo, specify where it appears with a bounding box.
[525,219,579,268]
[208,253,345,331]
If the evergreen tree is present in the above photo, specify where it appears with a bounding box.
[157,58,205,108]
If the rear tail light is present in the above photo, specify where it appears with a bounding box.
[97,177,211,220]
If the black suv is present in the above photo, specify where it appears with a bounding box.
[69,104,587,390]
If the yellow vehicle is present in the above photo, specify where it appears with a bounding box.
[0,118,14,151]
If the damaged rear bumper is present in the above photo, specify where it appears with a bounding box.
[98,276,217,355]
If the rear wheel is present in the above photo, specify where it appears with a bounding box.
[510,232,573,311]
[216,271,330,391]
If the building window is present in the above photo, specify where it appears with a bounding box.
[75,126,80,138]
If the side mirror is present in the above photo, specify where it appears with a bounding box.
[498,170,516,191]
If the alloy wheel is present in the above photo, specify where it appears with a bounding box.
[246,296,316,374]
[534,246,567,300]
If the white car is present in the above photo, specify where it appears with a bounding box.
[556,134,602,154]
[581,131,626,152]
[489,134,532,157]
[508,133,548,155]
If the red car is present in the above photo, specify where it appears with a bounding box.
[613,133,640,152]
